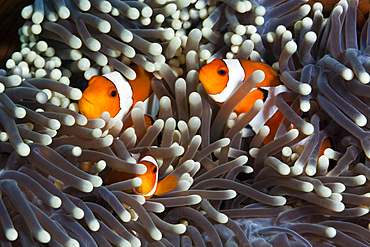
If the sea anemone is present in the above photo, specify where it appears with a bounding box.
[1,0,370,246]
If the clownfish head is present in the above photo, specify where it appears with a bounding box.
[78,71,133,120]
[199,58,230,96]
[133,155,159,198]
[99,152,179,199]
[79,66,153,121]
[133,154,179,199]
[199,58,282,114]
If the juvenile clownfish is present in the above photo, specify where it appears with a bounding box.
[78,65,153,120]
[104,155,179,199]
[199,58,283,143]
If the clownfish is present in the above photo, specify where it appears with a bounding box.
[104,155,179,199]
[199,58,333,155]
[78,65,153,120]
[199,58,281,114]
[199,58,284,143]
[199,58,333,163]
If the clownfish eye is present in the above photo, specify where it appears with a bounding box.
[152,166,157,173]
[110,90,117,98]
[217,67,227,76]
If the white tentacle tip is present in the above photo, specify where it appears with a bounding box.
[358,72,370,84]
[299,83,312,95]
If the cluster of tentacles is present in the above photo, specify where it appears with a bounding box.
[1,0,370,246]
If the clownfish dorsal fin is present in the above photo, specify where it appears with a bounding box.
[154,174,179,196]
[128,65,153,107]
[87,75,100,86]
[78,162,94,173]
[238,59,280,87]
[104,169,134,185]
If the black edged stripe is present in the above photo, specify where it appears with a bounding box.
[257,87,268,102]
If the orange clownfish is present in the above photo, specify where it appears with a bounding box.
[199,58,281,115]
[78,65,153,120]
[104,155,179,199]
[199,58,285,143]
[199,58,333,155]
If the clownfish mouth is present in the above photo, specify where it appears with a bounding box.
[79,96,97,108]
[78,96,101,118]
[80,96,92,104]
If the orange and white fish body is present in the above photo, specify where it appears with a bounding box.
[199,58,289,143]
[199,58,333,160]
[104,155,178,199]
[78,65,153,120]
[199,58,282,114]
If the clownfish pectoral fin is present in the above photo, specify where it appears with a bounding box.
[262,109,286,144]
[144,114,155,129]
[154,174,179,196]
[319,137,332,157]
[234,88,267,115]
